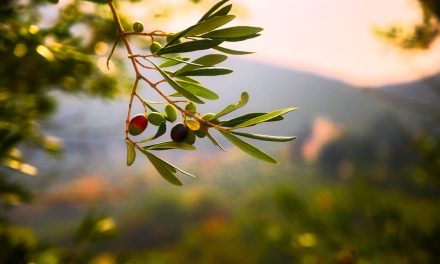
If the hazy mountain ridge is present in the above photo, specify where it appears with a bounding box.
[25,59,438,187]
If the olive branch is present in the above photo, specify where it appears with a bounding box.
[107,0,297,186]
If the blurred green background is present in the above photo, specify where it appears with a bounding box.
[1,0,439,263]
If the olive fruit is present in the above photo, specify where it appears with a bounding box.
[195,126,207,138]
[128,114,148,136]
[132,21,144,33]
[184,130,196,145]
[202,113,220,125]
[148,112,165,126]
[149,41,162,54]
[170,123,189,142]
[185,102,196,114]
[164,104,177,122]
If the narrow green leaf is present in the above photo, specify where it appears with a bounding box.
[159,56,204,67]
[209,4,232,17]
[198,0,229,22]
[176,76,201,84]
[206,132,225,151]
[144,141,196,150]
[139,122,166,143]
[159,56,190,67]
[214,92,249,118]
[157,39,224,55]
[176,80,219,100]
[213,46,254,55]
[125,140,136,166]
[164,25,197,48]
[142,150,182,186]
[219,131,277,164]
[176,67,233,77]
[221,33,261,42]
[201,26,263,39]
[176,54,227,75]
[233,107,298,129]
[231,131,297,142]
[142,100,160,113]
[150,61,204,104]
[193,54,228,65]
[185,15,235,37]
[142,150,196,179]
[220,113,283,127]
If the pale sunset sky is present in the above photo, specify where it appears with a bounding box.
[138,0,440,87]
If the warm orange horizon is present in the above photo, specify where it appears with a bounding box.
[233,0,440,87]
[125,0,440,87]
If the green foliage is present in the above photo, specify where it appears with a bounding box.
[116,0,296,183]
[376,0,440,49]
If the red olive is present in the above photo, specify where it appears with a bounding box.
[128,114,148,136]
[170,123,189,142]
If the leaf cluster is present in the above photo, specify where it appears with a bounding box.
[120,0,297,185]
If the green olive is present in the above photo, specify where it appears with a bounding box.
[202,113,219,125]
[195,126,207,138]
[148,112,165,126]
[185,102,197,114]
[132,21,144,33]
[164,104,177,122]
[184,130,196,145]
[149,41,162,54]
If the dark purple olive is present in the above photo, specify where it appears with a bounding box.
[171,123,189,142]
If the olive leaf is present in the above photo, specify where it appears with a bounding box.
[142,150,182,186]
[175,80,219,100]
[220,113,283,127]
[175,67,233,77]
[144,141,196,150]
[213,46,254,55]
[176,76,201,84]
[185,15,235,37]
[232,107,298,129]
[125,140,136,166]
[198,0,230,22]
[201,26,263,39]
[159,56,190,67]
[221,33,261,42]
[139,122,167,143]
[150,61,204,104]
[159,56,204,67]
[219,131,277,164]
[231,131,296,142]
[213,92,249,119]
[206,131,225,151]
[210,4,232,17]
[157,39,224,55]
[142,150,196,184]
[141,100,160,112]
[175,54,227,75]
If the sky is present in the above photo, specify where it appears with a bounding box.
[233,0,440,87]
[141,0,440,87]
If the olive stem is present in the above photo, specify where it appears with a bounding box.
[107,0,229,144]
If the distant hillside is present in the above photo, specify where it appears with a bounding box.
[24,58,438,188]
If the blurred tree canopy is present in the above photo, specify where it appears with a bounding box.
[377,0,440,49]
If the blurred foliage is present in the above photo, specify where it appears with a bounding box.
[7,115,436,264]
[0,0,127,262]
[376,0,440,49]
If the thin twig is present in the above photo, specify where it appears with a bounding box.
[107,37,119,70]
